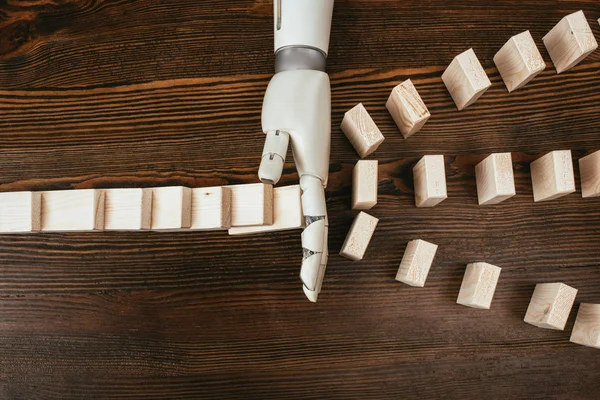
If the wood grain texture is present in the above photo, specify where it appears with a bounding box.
[1,0,600,398]
[570,303,600,349]
[524,282,579,330]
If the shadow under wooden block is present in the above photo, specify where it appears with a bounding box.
[104,188,152,230]
[530,150,575,202]
[441,48,491,110]
[0,191,42,233]
[151,187,192,230]
[524,282,578,330]
[457,262,502,309]
[579,150,600,198]
[386,79,430,138]
[352,160,378,210]
[475,153,516,205]
[41,189,105,232]
[227,183,273,227]
[543,10,598,74]
[494,30,546,92]
[340,103,385,158]
[339,211,379,261]
[395,239,438,287]
[570,303,600,349]
[190,187,232,231]
[413,155,447,208]
[229,185,302,235]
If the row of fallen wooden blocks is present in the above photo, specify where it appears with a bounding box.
[341,11,599,158]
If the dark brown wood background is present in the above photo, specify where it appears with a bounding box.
[1,0,599,398]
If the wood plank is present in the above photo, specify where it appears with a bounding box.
[104,188,152,230]
[40,190,105,231]
[227,183,274,227]
[0,191,41,233]
[150,187,192,230]
[191,186,232,231]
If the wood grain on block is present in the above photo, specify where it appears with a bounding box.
[352,160,378,210]
[340,103,385,158]
[441,48,491,110]
[191,186,232,230]
[0,192,42,233]
[570,303,600,349]
[475,153,516,205]
[543,10,598,74]
[339,211,379,261]
[150,186,192,230]
[530,150,575,202]
[524,282,578,330]
[456,262,502,309]
[41,190,105,231]
[494,31,546,92]
[227,183,273,227]
[104,188,152,230]
[413,155,447,208]
[579,150,600,198]
[395,239,438,287]
[386,79,431,138]
[229,185,303,235]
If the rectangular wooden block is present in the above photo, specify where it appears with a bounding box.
[228,185,303,235]
[227,183,274,227]
[530,150,575,202]
[524,282,578,330]
[339,211,379,261]
[413,155,447,208]
[352,160,378,210]
[441,48,491,110]
[475,153,516,205]
[543,10,598,74]
[104,188,152,230]
[340,103,385,158]
[494,30,546,92]
[395,239,438,287]
[0,191,42,233]
[570,303,600,349]
[386,79,430,138]
[41,189,105,232]
[579,150,600,198]
[150,186,192,230]
[191,186,232,231]
[456,262,502,309]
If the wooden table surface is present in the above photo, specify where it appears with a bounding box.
[1,0,600,399]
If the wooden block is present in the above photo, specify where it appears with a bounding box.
[352,160,378,210]
[543,10,598,74]
[339,211,379,261]
[475,153,516,205]
[227,183,274,227]
[104,189,152,230]
[524,282,578,330]
[530,150,575,202]
[395,239,438,287]
[41,189,105,231]
[456,262,502,309]
[0,191,42,233]
[413,155,447,208]
[493,31,546,92]
[150,186,192,230]
[191,186,232,230]
[340,103,385,158]
[579,150,600,198]
[386,79,431,138]
[228,185,303,235]
[570,303,600,349]
[441,48,491,110]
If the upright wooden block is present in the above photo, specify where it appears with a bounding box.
[530,150,575,202]
[352,160,378,210]
[475,153,516,205]
[386,79,431,138]
[543,10,598,74]
[340,103,385,158]
[441,48,491,110]
[570,303,600,349]
[41,189,105,231]
[227,183,274,227]
[191,186,232,230]
[457,262,502,309]
[339,211,379,261]
[0,191,42,233]
[579,150,600,198]
[494,31,546,92]
[228,185,303,235]
[413,155,447,208]
[150,186,192,230]
[395,239,438,287]
[104,189,152,230]
[524,282,578,330]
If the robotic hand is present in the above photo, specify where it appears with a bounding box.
[258,0,334,302]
